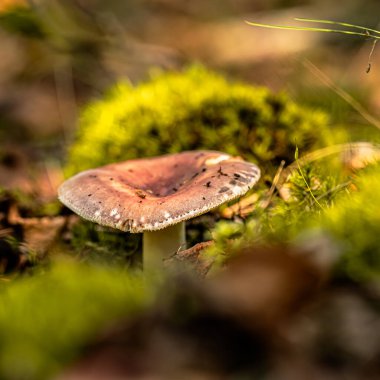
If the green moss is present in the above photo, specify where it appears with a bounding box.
[278,163,380,282]
[0,260,153,380]
[70,219,141,266]
[318,168,380,281]
[284,162,351,210]
[66,65,332,176]
[204,161,380,283]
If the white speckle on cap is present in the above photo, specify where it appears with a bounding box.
[115,214,121,220]
[94,210,101,217]
[140,216,146,223]
[110,208,118,217]
[164,211,171,219]
[205,154,230,166]
[231,186,243,195]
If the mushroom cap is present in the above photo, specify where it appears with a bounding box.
[58,151,260,232]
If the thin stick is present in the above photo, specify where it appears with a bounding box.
[261,160,285,209]
[367,39,378,73]
[303,59,380,129]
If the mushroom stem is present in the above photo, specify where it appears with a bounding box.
[143,222,186,269]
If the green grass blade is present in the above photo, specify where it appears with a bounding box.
[295,18,380,36]
[245,20,380,40]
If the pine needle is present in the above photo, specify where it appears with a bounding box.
[295,146,324,210]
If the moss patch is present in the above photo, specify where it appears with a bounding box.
[204,162,380,283]
[0,261,153,379]
[66,65,332,176]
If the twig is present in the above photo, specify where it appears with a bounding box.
[260,160,285,209]
[366,39,377,73]
[303,59,380,130]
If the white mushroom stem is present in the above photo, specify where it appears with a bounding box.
[143,221,186,269]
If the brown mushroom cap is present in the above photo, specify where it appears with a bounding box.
[58,151,260,232]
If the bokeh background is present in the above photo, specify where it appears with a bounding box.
[0,0,379,193]
[0,1,379,379]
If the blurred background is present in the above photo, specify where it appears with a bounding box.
[0,1,379,379]
[0,0,379,197]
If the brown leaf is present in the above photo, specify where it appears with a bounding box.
[164,240,214,276]
[8,204,66,257]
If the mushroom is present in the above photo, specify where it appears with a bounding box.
[58,151,260,269]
